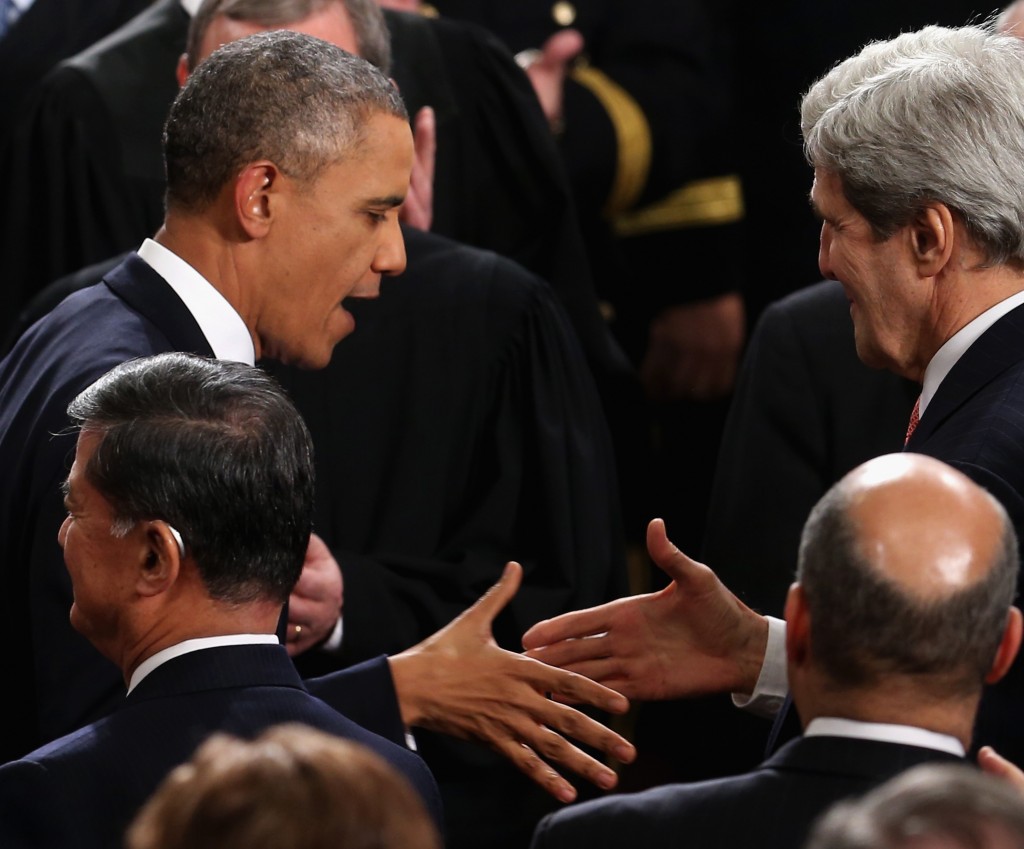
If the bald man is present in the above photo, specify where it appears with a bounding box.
[530,454,1023,849]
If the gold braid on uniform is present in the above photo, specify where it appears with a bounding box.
[571,64,652,217]
[613,174,744,237]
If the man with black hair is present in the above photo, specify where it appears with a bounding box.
[0,353,443,849]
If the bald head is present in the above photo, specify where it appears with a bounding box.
[794,453,1018,697]
[841,454,1008,602]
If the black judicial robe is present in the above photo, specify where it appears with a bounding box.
[278,226,626,666]
[279,227,627,849]
[0,0,152,125]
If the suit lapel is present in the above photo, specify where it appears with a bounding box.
[103,253,216,357]
[908,304,1024,448]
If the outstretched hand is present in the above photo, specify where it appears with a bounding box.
[979,746,1024,794]
[522,518,768,701]
[388,562,636,803]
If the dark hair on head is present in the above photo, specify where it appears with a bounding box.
[67,352,314,604]
[796,480,1018,697]
[186,0,392,74]
[165,28,406,212]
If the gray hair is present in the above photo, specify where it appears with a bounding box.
[796,477,1018,696]
[801,25,1024,265]
[186,0,392,73]
[806,763,1024,849]
[165,28,406,212]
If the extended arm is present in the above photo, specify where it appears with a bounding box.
[522,518,768,702]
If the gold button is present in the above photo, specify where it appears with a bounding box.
[420,3,439,17]
[552,1,576,26]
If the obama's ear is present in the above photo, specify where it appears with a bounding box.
[234,162,283,240]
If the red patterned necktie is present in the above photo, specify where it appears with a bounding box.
[904,396,921,446]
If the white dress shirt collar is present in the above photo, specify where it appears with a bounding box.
[920,290,1024,415]
[179,0,201,16]
[128,634,279,694]
[805,717,964,756]
[137,239,255,366]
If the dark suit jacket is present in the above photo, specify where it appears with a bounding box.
[530,734,962,849]
[906,301,1024,763]
[752,300,1024,763]
[0,253,405,761]
[0,644,442,849]
[0,253,212,760]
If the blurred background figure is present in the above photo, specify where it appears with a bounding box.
[127,724,442,849]
[805,763,1024,849]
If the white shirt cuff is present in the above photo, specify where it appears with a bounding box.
[319,615,344,653]
[731,616,788,718]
